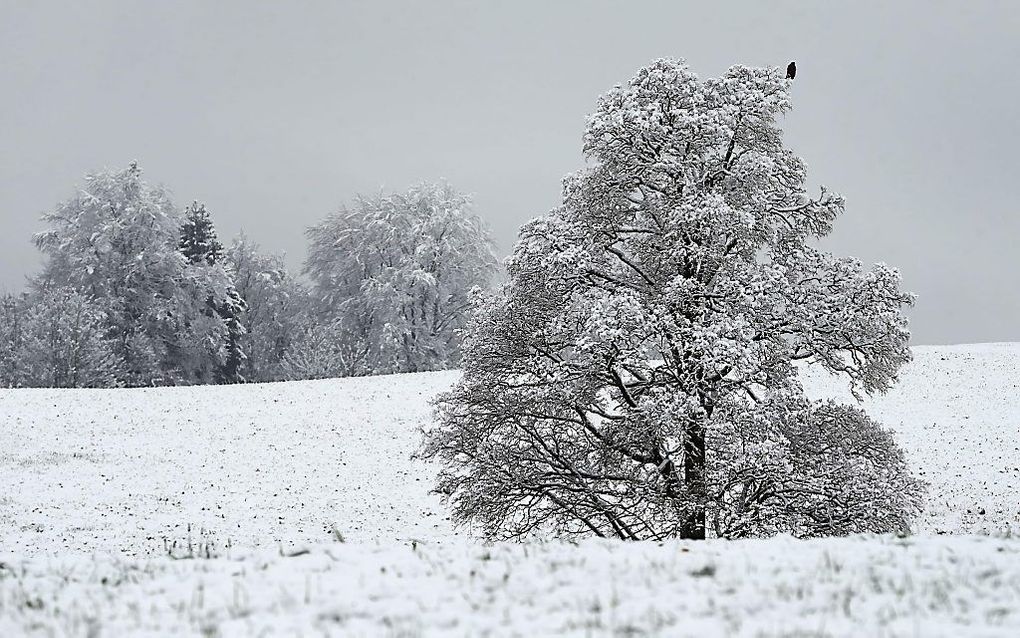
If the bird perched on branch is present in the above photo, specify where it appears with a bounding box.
[786,61,797,80]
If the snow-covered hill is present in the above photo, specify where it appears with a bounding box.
[0,371,461,556]
[1,343,1019,635]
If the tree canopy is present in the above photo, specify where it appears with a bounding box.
[423,59,923,540]
[32,164,237,385]
[303,182,499,375]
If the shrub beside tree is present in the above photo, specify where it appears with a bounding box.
[0,288,123,388]
[18,287,124,388]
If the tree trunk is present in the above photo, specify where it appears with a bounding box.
[680,416,707,539]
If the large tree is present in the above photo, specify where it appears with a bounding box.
[33,164,235,385]
[422,60,923,540]
[304,182,499,375]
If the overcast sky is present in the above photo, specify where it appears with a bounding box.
[2,1,1018,345]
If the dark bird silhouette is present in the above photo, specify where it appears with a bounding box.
[786,61,797,80]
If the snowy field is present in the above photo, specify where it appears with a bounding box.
[2,344,1019,635]
[0,372,459,556]
[3,536,1017,636]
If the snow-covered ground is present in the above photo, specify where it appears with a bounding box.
[0,372,460,556]
[2,536,1018,636]
[1,344,1019,635]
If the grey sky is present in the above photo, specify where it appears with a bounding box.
[1,1,1018,345]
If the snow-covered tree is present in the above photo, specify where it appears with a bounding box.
[0,294,28,387]
[304,183,499,375]
[179,202,246,384]
[422,60,924,541]
[225,234,306,382]
[180,202,224,266]
[16,287,124,388]
[33,164,235,385]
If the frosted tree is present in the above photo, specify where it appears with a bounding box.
[179,202,224,266]
[225,234,306,381]
[217,289,246,384]
[179,202,246,384]
[0,294,28,387]
[17,287,124,388]
[33,164,234,385]
[304,183,499,375]
[422,60,924,540]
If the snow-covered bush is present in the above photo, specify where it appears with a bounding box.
[13,287,124,388]
[422,59,924,540]
[281,319,371,380]
[304,183,499,375]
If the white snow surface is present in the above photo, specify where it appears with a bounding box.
[1,372,460,556]
[2,536,1017,637]
[1,343,1019,635]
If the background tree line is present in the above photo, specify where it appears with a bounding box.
[0,163,498,388]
